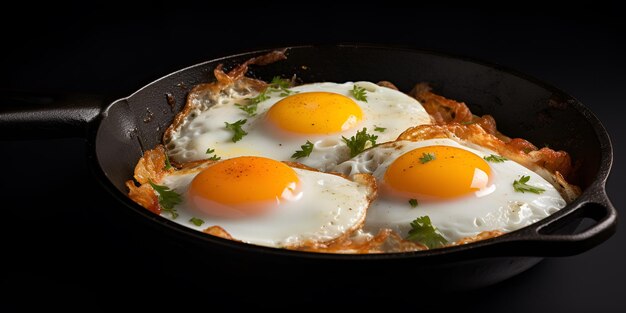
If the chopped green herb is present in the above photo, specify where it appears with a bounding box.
[523,147,533,154]
[462,120,476,125]
[248,90,270,105]
[513,176,545,194]
[224,119,248,143]
[409,199,418,208]
[148,180,181,219]
[270,76,291,90]
[189,217,205,226]
[236,102,258,116]
[342,128,378,157]
[406,216,448,249]
[484,154,507,163]
[374,126,386,132]
[205,148,221,161]
[163,153,173,170]
[351,85,368,102]
[270,77,294,97]
[291,140,314,159]
[246,76,295,104]
[419,153,436,164]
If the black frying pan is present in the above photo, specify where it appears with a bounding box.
[1,45,617,290]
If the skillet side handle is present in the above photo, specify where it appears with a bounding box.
[504,191,617,257]
[0,91,106,140]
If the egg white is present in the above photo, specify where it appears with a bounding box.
[333,138,566,243]
[167,81,431,171]
[158,165,372,248]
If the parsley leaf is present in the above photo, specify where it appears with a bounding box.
[351,85,368,102]
[236,103,258,117]
[291,140,314,159]
[245,76,295,104]
[189,217,205,226]
[248,90,270,105]
[148,180,181,219]
[513,176,546,194]
[419,152,436,164]
[205,148,221,161]
[409,199,418,208]
[163,153,173,170]
[342,128,378,157]
[406,216,448,249]
[484,154,507,163]
[374,126,386,132]
[271,77,294,97]
[270,76,291,90]
[224,119,248,143]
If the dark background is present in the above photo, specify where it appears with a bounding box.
[1,3,624,311]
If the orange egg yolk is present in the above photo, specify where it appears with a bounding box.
[383,146,491,200]
[266,92,363,134]
[188,156,301,218]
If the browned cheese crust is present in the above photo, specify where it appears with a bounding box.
[410,82,512,141]
[291,227,504,254]
[449,230,505,246]
[125,145,219,215]
[293,229,427,254]
[125,145,170,215]
[376,80,400,90]
[203,226,236,240]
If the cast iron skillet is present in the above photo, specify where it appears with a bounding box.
[1,45,617,290]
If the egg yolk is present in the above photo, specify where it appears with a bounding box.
[383,146,491,200]
[188,156,301,218]
[266,92,363,134]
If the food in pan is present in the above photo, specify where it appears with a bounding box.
[332,138,566,246]
[127,50,581,253]
[165,77,429,171]
[128,150,375,248]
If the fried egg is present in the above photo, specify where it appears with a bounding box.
[166,81,431,171]
[333,138,566,243]
[155,156,375,248]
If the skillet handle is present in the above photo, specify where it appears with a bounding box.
[505,189,617,256]
[0,91,106,140]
